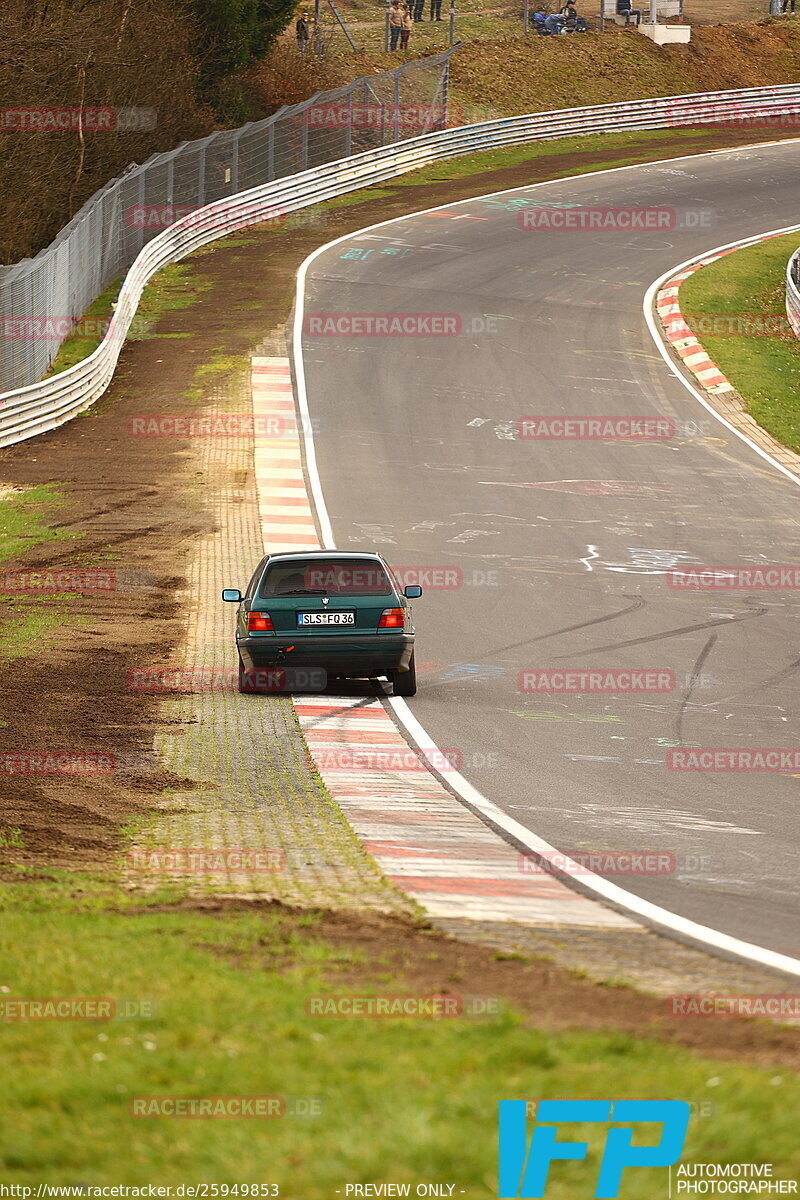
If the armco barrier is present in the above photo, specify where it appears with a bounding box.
[3,85,800,448]
[786,245,800,338]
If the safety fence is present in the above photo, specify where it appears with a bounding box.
[786,246,800,339]
[3,84,800,447]
[0,48,455,395]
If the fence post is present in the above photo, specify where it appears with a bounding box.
[393,72,400,142]
[197,145,206,208]
[24,280,37,384]
[524,0,529,32]
[301,112,309,170]
[345,90,352,156]
[442,57,451,127]
[449,0,456,45]
[362,80,370,149]
[136,172,146,254]
[385,0,391,50]
[268,122,276,181]
[231,132,239,193]
[313,0,322,50]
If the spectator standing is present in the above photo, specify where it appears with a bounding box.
[389,0,403,48]
[295,10,310,51]
[413,0,425,20]
[400,2,413,46]
[782,0,796,14]
[430,0,442,19]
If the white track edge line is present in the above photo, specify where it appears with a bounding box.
[292,145,800,978]
[644,223,800,487]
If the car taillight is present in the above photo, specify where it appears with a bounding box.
[378,607,405,630]
[247,611,274,632]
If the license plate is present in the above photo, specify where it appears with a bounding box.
[297,611,355,626]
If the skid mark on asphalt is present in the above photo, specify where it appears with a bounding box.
[253,356,636,930]
[554,605,767,659]
[483,479,672,498]
[674,634,718,746]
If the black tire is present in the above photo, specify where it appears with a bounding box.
[391,653,417,697]
[238,656,259,694]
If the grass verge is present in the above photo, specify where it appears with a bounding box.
[0,484,75,562]
[679,230,800,454]
[0,876,798,1192]
[45,263,213,377]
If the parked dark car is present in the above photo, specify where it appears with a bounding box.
[222,550,421,696]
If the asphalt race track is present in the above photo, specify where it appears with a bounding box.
[298,140,800,960]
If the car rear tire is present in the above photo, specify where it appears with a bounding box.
[238,655,257,694]
[391,653,416,697]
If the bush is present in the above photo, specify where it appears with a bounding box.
[190,0,299,118]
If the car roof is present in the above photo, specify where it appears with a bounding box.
[264,551,386,562]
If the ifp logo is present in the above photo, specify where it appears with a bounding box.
[498,1099,690,1197]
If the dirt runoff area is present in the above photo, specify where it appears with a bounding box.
[1,125,799,1056]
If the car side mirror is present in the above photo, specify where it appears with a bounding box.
[222,588,242,603]
[404,585,422,599]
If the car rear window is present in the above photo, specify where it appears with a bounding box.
[259,558,393,597]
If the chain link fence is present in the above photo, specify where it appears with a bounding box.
[786,246,800,340]
[0,49,456,394]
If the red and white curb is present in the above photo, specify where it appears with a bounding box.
[251,358,319,552]
[655,232,793,397]
[655,251,739,395]
[250,354,635,929]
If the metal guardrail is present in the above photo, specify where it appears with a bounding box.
[786,247,800,338]
[3,84,800,448]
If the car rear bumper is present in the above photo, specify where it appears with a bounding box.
[238,633,414,676]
